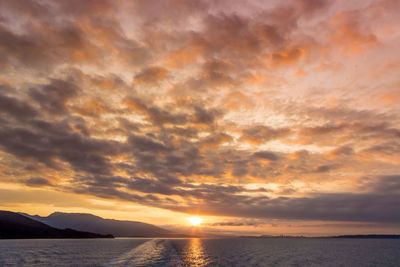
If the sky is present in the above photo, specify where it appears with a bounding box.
[0,0,399,236]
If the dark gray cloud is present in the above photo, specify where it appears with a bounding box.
[312,164,335,173]
[0,123,121,174]
[0,94,37,120]
[61,170,400,223]
[360,175,400,194]
[207,220,265,227]
[169,184,400,223]
[0,87,123,174]
[330,146,354,156]
[125,97,188,125]
[192,105,222,125]
[362,141,400,156]
[241,125,291,144]
[29,79,78,114]
[253,151,280,161]
[129,134,169,153]
[134,66,169,84]
[24,177,51,187]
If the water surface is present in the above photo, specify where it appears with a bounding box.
[1,237,399,266]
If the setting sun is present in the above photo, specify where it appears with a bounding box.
[189,217,202,226]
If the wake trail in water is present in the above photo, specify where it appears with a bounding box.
[103,239,183,267]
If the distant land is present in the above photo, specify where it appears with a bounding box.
[0,211,113,239]
[21,211,183,237]
[240,234,400,239]
[5,210,398,239]
[331,235,400,239]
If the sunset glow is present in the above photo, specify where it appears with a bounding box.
[0,0,399,237]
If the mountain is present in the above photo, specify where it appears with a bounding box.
[22,212,177,237]
[0,210,113,239]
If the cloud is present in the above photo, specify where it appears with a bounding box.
[207,220,265,227]
[240,125,291,145]
[311,164,335,173]
[191,105,222,125]
[170,181,400,223]
[0,94,37,120]
[24,177,52,187]
[133,66,169,84]
[29,79,78,114]
[124,97,188,125]
[329,146,354,157]
[253,151,280,161]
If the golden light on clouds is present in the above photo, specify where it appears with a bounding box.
[0,0,399,235]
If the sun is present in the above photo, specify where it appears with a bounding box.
[189,217,202,226]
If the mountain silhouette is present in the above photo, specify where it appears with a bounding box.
[0,210,113,239]
[22,212,177,237]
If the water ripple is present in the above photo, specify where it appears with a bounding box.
[104,239,183,267]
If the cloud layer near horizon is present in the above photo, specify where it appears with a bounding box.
[0,0,400,226]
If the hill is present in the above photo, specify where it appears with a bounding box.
[22,212,177,237]
[0,210,113,239]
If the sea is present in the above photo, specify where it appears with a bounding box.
[0,237,400,266]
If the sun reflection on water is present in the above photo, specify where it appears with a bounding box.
[181,238,210,266]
